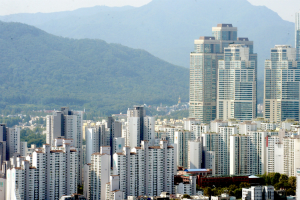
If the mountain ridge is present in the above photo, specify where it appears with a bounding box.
[0,21,189,114]
[0,0,294,80]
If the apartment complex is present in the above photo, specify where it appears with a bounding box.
[113,140,175,198]
[6,141,77,200]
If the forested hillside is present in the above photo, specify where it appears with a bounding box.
[0,21,189,115]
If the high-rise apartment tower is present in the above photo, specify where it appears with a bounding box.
[189,24,256,123]
[46,107,83,185]
[296,11,300,61]
[217,44,257,121]
[264,45,300,122]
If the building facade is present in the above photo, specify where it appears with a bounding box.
[6,141,78,200]
[189,24,255,123]
[217,44,257,121]
[264,45,300,122]
[126,106,155,148]
[230,131,267,175]
[296,11,300,61]
[113,140,175,198]
[46,107,83,185]
[188,138,202,169]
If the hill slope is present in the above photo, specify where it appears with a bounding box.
[0,0,295,80]
[0,21,189,114]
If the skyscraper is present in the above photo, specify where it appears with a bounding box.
[264,45,300,122]
[296,11,300,61]
[217,44,257,121]
[189,24,255,123]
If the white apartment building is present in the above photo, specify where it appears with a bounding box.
[260,122,276,131]
[191,124,210,138]
[174,131,195,168]
[113,137,125,154]
[244,131,268,174]
[267,136,283,174]
[104,175,123,200]
[86,128,100,164]
[175,176,197,196]
[6,141,78,200]
[126,117,140,148]
[202,125,237,175]
[113,140,175,198]
[281,120,296,131]
[7,127,20,159]
[230,131,268,175]
[20,142,27,157]
[183,118,201,131]
[88,152,111,200]
[239,121,257,135]
[202,132,228,175]
[283,135,300,176]
[188,138,202,169]
[155,126,181,144]
[242,186,274,200]
[125,106,155,148]
[297,168,300,200]
[210,120,228,133]
[205,151,216,175]
[46,107,83,185]
[0,125,20,164]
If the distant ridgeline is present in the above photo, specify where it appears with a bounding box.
[0,21,188,114]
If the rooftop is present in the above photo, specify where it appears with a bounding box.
[217,24,233,27]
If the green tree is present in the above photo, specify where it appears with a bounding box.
[288,176,296,189]
[0,117,22,127]
[228,184,238,196]
[233,188,242,199]
[182,194,191,199]
[279,174,288,183]
[286,188,295,196]
[203,187,212,197]
[20,128,46,147]
[270,173,281,185]
[37,117,44,124]
[239,182,250,188]
[23,115,31,123]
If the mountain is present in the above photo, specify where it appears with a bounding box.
[0,21,189,115]
[0,0,295,80]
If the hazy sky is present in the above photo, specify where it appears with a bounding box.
[0,0,300,22]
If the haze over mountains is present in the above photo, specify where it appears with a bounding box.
[0,0,295,79]
[0,21,188,114]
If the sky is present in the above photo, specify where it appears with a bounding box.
[0,0,300,22]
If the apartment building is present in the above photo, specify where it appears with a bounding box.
[6,140,77,200]
[113,140,175,198]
